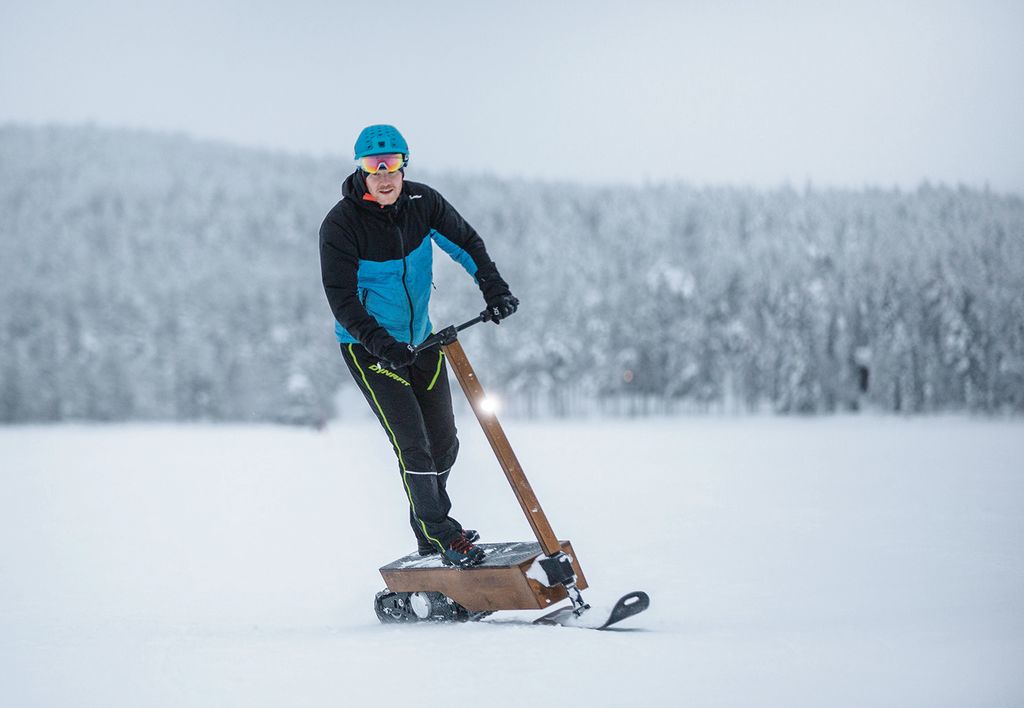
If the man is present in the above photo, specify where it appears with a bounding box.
[319,124,518,567]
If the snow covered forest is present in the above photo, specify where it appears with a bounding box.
[2,123,1023,423]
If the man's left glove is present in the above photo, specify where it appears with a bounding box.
[476,261,519,324]
[484,292,519,324]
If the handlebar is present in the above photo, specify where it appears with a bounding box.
[413,313,488,353]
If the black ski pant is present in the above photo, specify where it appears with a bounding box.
[342,342,463,552]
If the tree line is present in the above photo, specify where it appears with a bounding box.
[1,124,1022,423]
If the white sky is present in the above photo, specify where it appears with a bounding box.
[2,0,1022,192]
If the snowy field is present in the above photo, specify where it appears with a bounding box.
[2,416,1023,707]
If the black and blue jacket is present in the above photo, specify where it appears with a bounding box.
[319,171,503,357]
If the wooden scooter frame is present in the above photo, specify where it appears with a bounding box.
[378,319,588,614]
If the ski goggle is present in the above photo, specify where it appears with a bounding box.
[356,153,407,174]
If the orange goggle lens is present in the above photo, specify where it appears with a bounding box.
[357,153,406,174]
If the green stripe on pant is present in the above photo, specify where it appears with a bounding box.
[343,342,463,552]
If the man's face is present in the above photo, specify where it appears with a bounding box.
[365,167,404,206]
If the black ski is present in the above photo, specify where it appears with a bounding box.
[533,591,650,630]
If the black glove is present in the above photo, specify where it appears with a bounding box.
[378,339,417,370]
[477,262,518,324]
[483,292,519,324]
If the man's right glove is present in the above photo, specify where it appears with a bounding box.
[476,261,519,324]
[378,339,417,370]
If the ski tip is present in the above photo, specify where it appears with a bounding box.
[534,590,650,630]
[601,590,649,629]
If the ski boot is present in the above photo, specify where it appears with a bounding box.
[417,529,480,556]
[440,534,486,567]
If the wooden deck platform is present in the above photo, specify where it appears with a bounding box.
[380,540,587,612]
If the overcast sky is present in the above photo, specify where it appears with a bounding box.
[2,0,1022,192]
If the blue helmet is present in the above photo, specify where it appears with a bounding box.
[354,124,409,159]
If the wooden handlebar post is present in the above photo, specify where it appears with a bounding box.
[442,339,562,557]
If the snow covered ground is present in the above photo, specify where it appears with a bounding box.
[1,416,1022,707]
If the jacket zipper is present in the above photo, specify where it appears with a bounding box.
[390,211,415,343]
